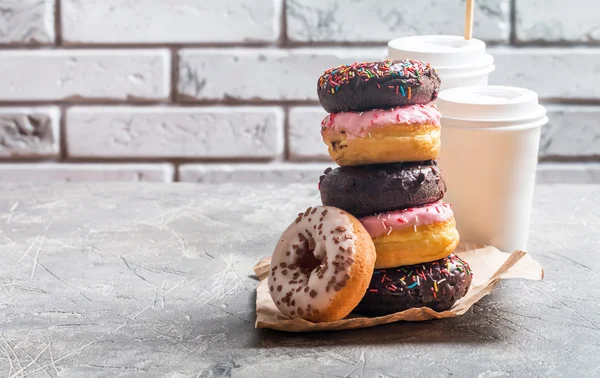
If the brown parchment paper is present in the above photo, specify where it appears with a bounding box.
[252,243,544,332]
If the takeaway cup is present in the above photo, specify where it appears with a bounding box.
[387,35,494,90]
[436,86,549,253]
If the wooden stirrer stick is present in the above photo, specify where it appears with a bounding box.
[464,0,475,40]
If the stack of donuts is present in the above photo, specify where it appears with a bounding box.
[268,60,473,322]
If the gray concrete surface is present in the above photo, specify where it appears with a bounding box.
[0,183,598,377]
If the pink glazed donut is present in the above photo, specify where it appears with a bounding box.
[268,206,376,322]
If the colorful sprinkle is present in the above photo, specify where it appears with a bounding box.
[318,60,432,94]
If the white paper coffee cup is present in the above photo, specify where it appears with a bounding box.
[387,35,494,90]
[436,86,549,253]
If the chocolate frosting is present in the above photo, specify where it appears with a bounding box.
[317,60,441,113]
[353,254,473,316]
[319,161,446,217]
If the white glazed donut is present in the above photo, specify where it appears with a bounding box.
[268,206,376,322]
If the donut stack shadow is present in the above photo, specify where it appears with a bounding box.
[318,60,473,316]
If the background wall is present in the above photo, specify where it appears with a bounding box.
[0,0,598,183]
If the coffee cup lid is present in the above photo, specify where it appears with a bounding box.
[437,86,548,128]
[387,35,491,67]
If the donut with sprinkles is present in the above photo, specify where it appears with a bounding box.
[353,254,472,316]
[317,60,441,113]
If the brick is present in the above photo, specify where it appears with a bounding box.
[0,0,54,44]
[61,0,281,44]
[179,163,331,184]
[177,48,384,102]
[0,107,59,158]
[537,163,600,184]
[540,106,600,159]
[288,107,329,161]
[0,164,173,182]
[66,107,284,159]
[490,48,600,100]
[0,50,170,101]
[286,0,509,43]
[516,0,600,43]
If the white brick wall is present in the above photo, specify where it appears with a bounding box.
[0,50,170,101]
[0,107,60,157]
[541,106,600,158]
[66,107,284,159]
[516,0,600,43]
[286,0,510,43]
[0,0,55,44]
[0,1,596,183]
[288,107,328,161]
[490,48,600,100]
[61,0,282,44]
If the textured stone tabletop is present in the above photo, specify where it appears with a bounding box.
[0,183,598,377]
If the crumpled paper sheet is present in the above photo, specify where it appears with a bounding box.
[252,243,544,332]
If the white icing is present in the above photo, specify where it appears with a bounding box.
[268,206,357,319]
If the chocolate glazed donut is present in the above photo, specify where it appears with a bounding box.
[319,161,446,217]
[353,254,473,316]
[317,60,441,113]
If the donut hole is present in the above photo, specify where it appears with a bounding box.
[296,234,324,276]
[297,249,321,276]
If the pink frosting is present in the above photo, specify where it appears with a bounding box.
[321,104,441,139]
[359,201,453,238]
